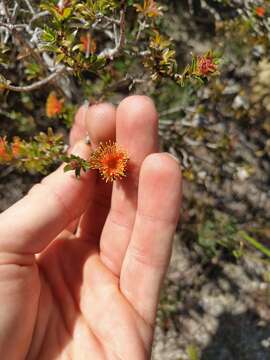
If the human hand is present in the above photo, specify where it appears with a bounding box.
[0,96,182,360]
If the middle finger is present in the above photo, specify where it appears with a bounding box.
[99,95,159,276]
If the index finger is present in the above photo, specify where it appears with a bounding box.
[0,142,95,254]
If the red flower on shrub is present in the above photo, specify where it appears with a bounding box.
[197,54,217,76]
[46,92,63,118]
[255,7,266,17]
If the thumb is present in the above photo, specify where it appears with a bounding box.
[0,141,95,254]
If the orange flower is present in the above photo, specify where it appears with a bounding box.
[256,6,266,17]
[89,141,129,182]
[12,137,22,157]
[46,92,63,118]
[197,55,217,76]
[0,137,10,161]
[80,34,96,55]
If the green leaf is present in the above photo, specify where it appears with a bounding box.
[62,7,73,20]
[55,53,65,65]
[64,164,72,172]
[41,27,56,43]
[75,167,81,178]
[239,231,270,258]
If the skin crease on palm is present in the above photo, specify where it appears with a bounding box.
[0,96,182,360]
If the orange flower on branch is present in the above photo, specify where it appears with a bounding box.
[12,137,22,158]
[255,6,266,17]
[0,137,10,161]
[89,141,129,182]
[80,33,96,55]
[46,92,63,118]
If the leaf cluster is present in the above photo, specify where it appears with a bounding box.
[0,129,65,173]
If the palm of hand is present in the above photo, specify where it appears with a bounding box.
[0,97,181,360]
[24,235,152,360]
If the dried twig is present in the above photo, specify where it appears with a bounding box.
[98,4,126,59]
[22,0,35,15]
[1,0,12,22]
[0,21,30,32]
[29,11,49,29]
[1,0,46,72]
[1,66,66,92]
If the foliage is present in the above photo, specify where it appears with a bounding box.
[0,0,219,172]
[198,211,242,260]
[0,128,65,173]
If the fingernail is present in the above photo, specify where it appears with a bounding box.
[167,153,180,164]
[167,153,180,163]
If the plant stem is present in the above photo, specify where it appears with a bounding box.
[2,66,66,92]
[239,231,270,258]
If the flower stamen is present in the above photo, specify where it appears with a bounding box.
[89,141,129,182]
